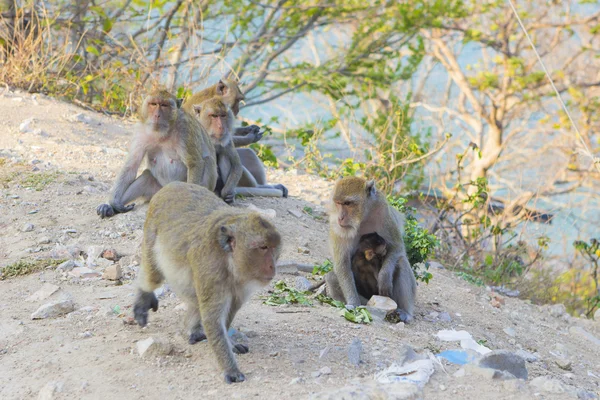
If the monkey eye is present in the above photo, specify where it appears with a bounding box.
[259,245,268,250]
[149,102,157,106]
[343,201,352,206]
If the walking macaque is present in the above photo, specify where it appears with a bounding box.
[325,177,417,322]
[193,97,243,204]
[96,89,217,218]
[351,233,387,300]
[183,78,261,143]
[133,182,282,383]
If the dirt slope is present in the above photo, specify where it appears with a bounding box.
[0,89,599,400]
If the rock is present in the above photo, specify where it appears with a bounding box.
[56,259,82,273]
[594,308,600,321]
[294,276,312,292]
[515,349,538,363]
[102,264,122,281]
[100,248,119,261]
[397,344,423,365]
[477,350,527,380]
[550,303,567,318]
[577,389,599,400]
[464,364,516,380]
[136,337,173,358]
[348,338,363,366]
[19,118,34,133]
[26,283,60,302]
[367,295,397,313]
[22,223,34,232]
[79,331,93,339]
[320,366,332,375]
[31,299,75,319]
[288,209,303,218]
[503,327,516,337]
[491,286,520,297]
[69,267,101,279]
[38,237,52,245]
[554,357,572,371]
[530,376,564,393]
[297,246,310,255]
[37,381,62,400]
[290,377,305,385]
[67,113,92,124]
[438,312,452,322]
[311,370,321,378]
[490,294,505,308]
[429,261,444,269]
[85,245,103,267]
[569,326,600,346]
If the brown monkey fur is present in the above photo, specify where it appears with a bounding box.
[133,181,282,384]
[96,89,217,218]
[326,176,417,322]
[351,232,387,300]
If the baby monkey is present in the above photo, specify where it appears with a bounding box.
[351,233,388,300]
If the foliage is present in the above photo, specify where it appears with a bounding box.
[1,259,66,280]
[316,294,372,324]
[312,259,333,276]
[302,206,324,221]
[387,195,439,283]
[262,280,312,306]
[573,238,600,316]
[21,171,60,191]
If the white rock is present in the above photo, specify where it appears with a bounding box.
[320,366,332,375]
[288,209,303,218]
[530,376,564,393]
[37,381,62,400]
[19,118,34,133]
[56,259,82,272]
[69,267,101,279]
[549,303,567,318]
[136,337,173,358]
[22,223,34,232]
[26,283,60,302]
[503,327,516,337]
[102,264,122,280]
[31,300,75,319]
[367,295,398,312]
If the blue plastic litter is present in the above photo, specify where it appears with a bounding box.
[438,350,476,365]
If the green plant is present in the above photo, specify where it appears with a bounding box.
[302,206,324,220]
[574,238,600,317]
[21,171,60,191]
[316,294,372,324]
[387,195,439,283]
[263,281,312,306]
[1,259,66,280]
[455,271,484,287]
[312,259,333,276]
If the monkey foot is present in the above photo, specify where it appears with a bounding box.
[96,203,115,219]
[133,291,159,327]
[224,370,246,384]
[188,330,207,344]
[232,343,249,354]
[274,184,288,198]
[396,309,413,323]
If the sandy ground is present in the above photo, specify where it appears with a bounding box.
[1,89,599,400]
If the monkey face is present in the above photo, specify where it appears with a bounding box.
[219,214,281,284]
[142,93,177,132]
[330,177,378,238]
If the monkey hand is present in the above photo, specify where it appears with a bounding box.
[97,202,135,218]
[113,202,135,214]
[222,190,236,205]
[247,125,263,143]
[224,369,246,384]
[377,278,394,298]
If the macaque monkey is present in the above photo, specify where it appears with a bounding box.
[351,233,387,300]
[325,177,417,322]
[96,89,217,218]
[183,78,261,144]
[133,182,282,383]
[183,78,288,198]
[193,97,243,204]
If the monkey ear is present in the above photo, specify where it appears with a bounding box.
[366,180,376,197]
[219,225,236,252]
[365,249,375,261]
[217,80,227,96]
[176,98,183,108]
[193,104,202,115]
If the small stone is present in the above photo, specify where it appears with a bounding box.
[311,371,321,378]
[569,326,600,346]
[102,264,122,281]
[69,267,101,279]
[37,381,61,400]
[438,312,452,322]
[366,295,397,313]
[19,118,34,133]
[554,357,572,371]
[31,299,75,319]
[269,351,279,357]
[477,350,527,380]
[503,327,516,337]
[28,209,38,214]
[38,237,52,245]
[56,260,81,272]
[64,229,77,234]
[26,283,60,302]
[577,389,599,400]
[67,113,92,124]
[319,346,330,359]
[515,349,538,363]
[136,337,173,358]
[79,331,93,339]
[22,223,34,232]
[550,303,567,318]
[530,376,564,393]
[288,209,303,218]
[465,364,516,380]
[294,276,312,292]
[290,377,305,385]
[100,248,119,261]
[319,366,332,375]
[297,246,310,255]
[347,338,363,366]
